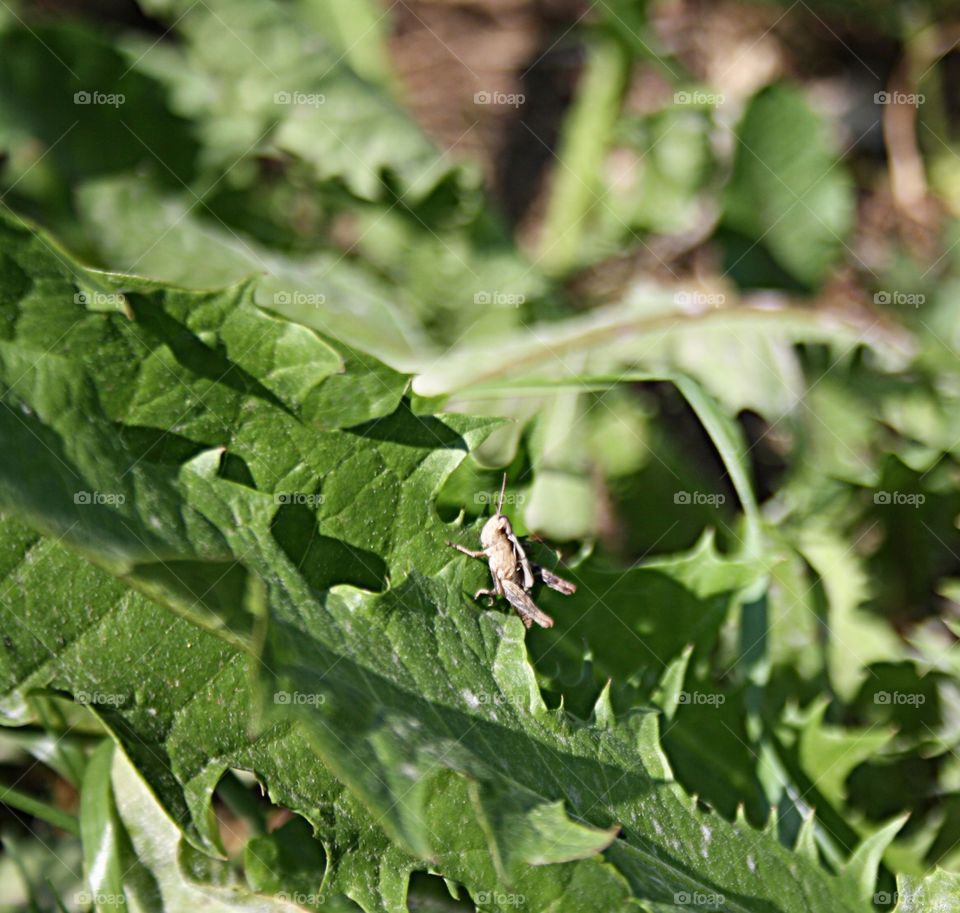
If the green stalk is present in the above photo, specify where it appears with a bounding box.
[0,782,79,835]
[537,36,631,275]
[309,0,393,90]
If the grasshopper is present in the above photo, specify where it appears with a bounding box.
[447,475,576,629]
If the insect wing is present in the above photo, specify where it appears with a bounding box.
[504,529,535,589]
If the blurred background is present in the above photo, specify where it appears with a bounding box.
[4,0,960,907]
[2,0,959,555]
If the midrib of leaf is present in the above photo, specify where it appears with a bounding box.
[411,301,913,399]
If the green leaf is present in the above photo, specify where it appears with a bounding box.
[79,741,128,913]
[75,177,430,371]
[842,814,908,905]
[411,295,910,420]
[0,514,419,913]
[427,370,765,549]
[0,777,79,836]
[793,700,895,811]
[243,817,325,897]
[796,528,905,701]
[724,83,855,286]
[129,0,473,204]
[0,22,199,194]
[0,207,880,913]
[894,867,960,912]
[108,747,304,912]
[540,530,764,686]
[651,646,693,722]
[537,36,630,274]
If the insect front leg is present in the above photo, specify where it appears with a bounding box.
[447,541,488,559]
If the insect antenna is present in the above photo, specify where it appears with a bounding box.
[496,473,507,516]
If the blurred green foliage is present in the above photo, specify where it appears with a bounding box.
[2,0,960,911]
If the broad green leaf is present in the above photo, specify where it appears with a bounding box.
[75,177,430,371]
[0,208,881,913]
[0,515,419,913]
[0,515,625,912]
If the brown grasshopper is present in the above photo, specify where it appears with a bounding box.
[447,475,576,629]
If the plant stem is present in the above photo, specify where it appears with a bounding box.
[537,36,631,275]
[0,782,79,835]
